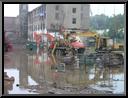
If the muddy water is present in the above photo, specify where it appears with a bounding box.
[4,46,125,94]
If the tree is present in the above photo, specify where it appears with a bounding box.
[90,14,109,30]
[90,14,124,43]
[107,14,124,43]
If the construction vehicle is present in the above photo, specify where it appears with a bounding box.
[78,31,124,66]
[78,31,124,52]
[47,31,85,57]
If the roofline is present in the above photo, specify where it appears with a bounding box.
[28,4,43,13]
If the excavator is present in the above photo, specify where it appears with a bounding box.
[78,31,124,52]
[78,31,124,66]
[47,31,85,57]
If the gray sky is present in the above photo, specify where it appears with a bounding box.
[4,4,124,17]
[90,4,124,16]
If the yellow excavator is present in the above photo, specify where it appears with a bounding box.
[78,31,124,52]
[78,31,124,66]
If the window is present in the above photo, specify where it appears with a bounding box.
[72,18,76,24]
[37,9,40,16]
[34,10,36,17]
[38,24,40,30]
[43,23,45,29]
[36,25,37,31]
[55,13,59,20]
[55,5,59,10]
[36,10,38,16]
[72,8,76,13]
[41,23,42,30]
[33,25,35,31]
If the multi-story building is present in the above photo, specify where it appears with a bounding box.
[28,4,90,41]
[28,4,46,41]
[4,4,90,42]
[62,4,90,30]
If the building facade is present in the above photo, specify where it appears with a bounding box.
[4,4,90,42]
[28,4,46,41]
[28,4,90,41]
[62,4,90,30]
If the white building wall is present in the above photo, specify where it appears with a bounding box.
[63,4,81,29]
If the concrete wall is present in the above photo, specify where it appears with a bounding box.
[63,4,81,29]
[81,4,90,30]
[46,4,63,31]
[46,4,90,31]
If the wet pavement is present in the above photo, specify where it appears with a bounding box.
[4,44,125,95]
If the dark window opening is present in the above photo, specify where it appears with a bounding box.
[55,5,59,10]
[72,8,76,13]
[55,13,59,20]
[72,18,76,24]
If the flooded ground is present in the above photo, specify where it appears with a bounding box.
[4,44,125,95]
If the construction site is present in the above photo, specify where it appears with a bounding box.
[4,4,125,95]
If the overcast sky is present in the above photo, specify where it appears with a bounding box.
[4,4,124,17]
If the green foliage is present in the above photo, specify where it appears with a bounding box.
[90,14,109,30]
[90,14,124,43]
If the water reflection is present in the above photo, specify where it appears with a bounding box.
[4,48,124,94]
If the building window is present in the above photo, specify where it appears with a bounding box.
[72,18,76,24]
[36,25,37,31]
[36,10,38,16]
[43,23,45,29]
[72,8,76,13]
[55,13,59,20]
[34,11,36,17]
[41,23,42,30]
[55,5,59,10]
[33,26,35,31]
[38,24,40,30]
